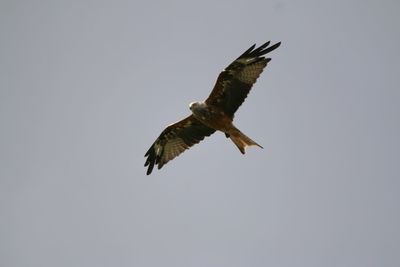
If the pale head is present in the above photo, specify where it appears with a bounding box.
[189,101,204,111]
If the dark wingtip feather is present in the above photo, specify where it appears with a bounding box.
[144,146,152,157]
[251,41,271,55]
[144,144,156,175]
[238,41,281,60]
[146,154,155,175]
[146,164,153,175]
[262,42,281,54]
[237,43,256,59]
[235,41,281,61]
[246,43,257,53]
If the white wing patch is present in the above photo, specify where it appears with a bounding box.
[161,137,187,166]
[236,61,267,84]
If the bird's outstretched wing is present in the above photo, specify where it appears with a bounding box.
[206,41,281,118]
[144,115,215,175]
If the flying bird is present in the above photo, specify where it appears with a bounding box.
[144,41,281,175]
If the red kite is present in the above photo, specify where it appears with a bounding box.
[144,41,281,175]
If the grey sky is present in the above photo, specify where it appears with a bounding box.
[1,0,399,266]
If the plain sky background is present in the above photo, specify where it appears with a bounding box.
[1,0,399,266]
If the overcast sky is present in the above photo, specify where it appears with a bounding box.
[1,0,399,266]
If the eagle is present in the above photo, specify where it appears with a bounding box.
[144,41,281,175]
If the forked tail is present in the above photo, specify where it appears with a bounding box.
[228,126,263,154]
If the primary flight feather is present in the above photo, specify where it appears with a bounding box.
[144,41,281,175]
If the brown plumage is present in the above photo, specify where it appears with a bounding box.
[206,41,281,118]
[144,116,215,175]
[144,41,281,175]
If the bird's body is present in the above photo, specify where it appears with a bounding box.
[144,41,281,175]
[189,101,232,132]
[189,101,262,153]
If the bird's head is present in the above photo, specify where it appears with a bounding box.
[189,101,200,111]
[189,101,207,117]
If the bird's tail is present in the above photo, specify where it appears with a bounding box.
[228,126,263,154]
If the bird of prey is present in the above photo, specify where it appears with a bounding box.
[144,41,281,175]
